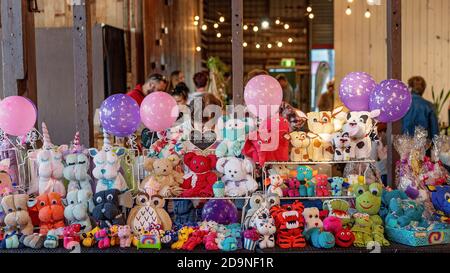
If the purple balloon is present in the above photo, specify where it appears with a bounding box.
[100,94,141,137]
[202,199,239,225]
[339,72,377,111]
[369,79,412,123]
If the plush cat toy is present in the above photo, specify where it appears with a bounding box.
[288,131,310,162]
[307,107,346,162]
[216,157,259,197]
[37,123,68,197]
[89,131,128,193]
[216,117,252,158]
[64,132,92,193]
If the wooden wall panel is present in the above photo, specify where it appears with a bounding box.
[334,0,450,124]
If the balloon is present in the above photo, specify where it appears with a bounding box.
[244,75,283,119]
[140,92,179,132]
[201,199,239,225]
[100,94,141,137]
[369,79,412,123]
[339,72,377,111]
[0,96,37,137]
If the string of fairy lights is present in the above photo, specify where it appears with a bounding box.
[345,0,382,18]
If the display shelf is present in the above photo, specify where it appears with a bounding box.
[279,196,355,200]
[163,197,250,200]
[264,159,376,166]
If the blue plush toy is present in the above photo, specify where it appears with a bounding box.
[428,185,450,222]
[303,228,335,249]
[216,117,252,158]
[0,232,23,249]
[299,181,308,197]
[385,198,428,228]
[380,190,408,220]
[328,177,346,196]
[226,223,243,249]
[297,166,313,181]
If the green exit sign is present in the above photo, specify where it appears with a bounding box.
[281,58,296,67]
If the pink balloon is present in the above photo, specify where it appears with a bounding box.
[140,92,179,132]
[0,96,37,137]
[244,75,283,119]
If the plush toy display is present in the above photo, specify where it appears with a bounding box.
[21,233,46,249]
[283,178,300,197]
[44,229,60,249]
[64,189,93,233]
[322,199,352,226]
[118,225,133,248]
[289,131,310,162]
[1,194,33,235]
[92,189,130,228]
[329,177,346,196]
[63,224,81,250]
[385,198,428,228]
[216,117,251,158]
[141,155,184,197]
[270,201,306,248]
[64,132,92,193]
[81,227,100,248]
[37,123,68,197]
[0,159,14,196]
[342,110,380,160]
[266,174,284,197]
[216,157,258,197]
[173,200,196,225]
[89,132,128,193]
[323,217,355,248]
[428,185,450,222]
[36,192,65,235]
[307,107,346,162]
[332,131,354,161]
[149,125,186,158]
[315,174,330,197]
[181,152,218,197]
[95,228,111,249]
[244,192,280,229]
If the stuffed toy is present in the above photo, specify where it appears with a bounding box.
[37,192,65,235]
[351,212,373,247]
[315,174,330,197]
[216,157,258,197]
[323,216,355,248]
[332,131,354,161]
[428,185,450,223]
[109,225,120,246]
[160,229,178,247]
[380,189,408,220]
[269,164,291,178]
[279,102,307,131]
[270,201,306,248]
[342,110,380,160]
[289,131,310,162]
[141,155,184,198]
[27,196,41,227]
[242,115,290,166]
[182,230,208,251]
[136,228,162,250]
[307,107,346,162]
[64,189,94,233]
[227,223,243,249]
[296,165,314,181]
[322,199,352,227]
[89,132,128,193]
[266,174,284,197]
[63,132,92,193]
[181,152,218,197]
[127,192,172,235]
[216,117,252,158]
[283,178,300,198]
[149,125,186,158]
[296,166,315,197]
[63,224,81,250]
[44,229,61,249]
[255,217,276,249]
[354,183,383,225]
[1,194,33,235]
[203,231,219,250]
[244,192,280,229]
[372,225,390,246]
[385,198,428,228]
[81,227,100,248]
[171,226,195,250]
[173,200,196,226]
[20,233,46,249]
[0,159,14,196]
[303,228,335,249]
[302,207,323,231]
[37,123,68,197]
[92,189,133,228]
[0,231,23,249]
[329,177,346,196]
[118,225,133,248]
[95,228,111,249]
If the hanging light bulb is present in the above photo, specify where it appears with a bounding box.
[284,24,290,30]
[346,6,352,15]
[267,43,273,49]
[347,0,354,3]
[201,24,208,31]
[277,41,283,48]
[365,9,371,18]
[309,13,315,19]
[307,6,313,13]
[243,41,248,47]
[213,23,219,29]
[261,20,270,29]
[194,16,200,21]
[243,24,249,30]
[275,19,281,25]
[255,43,261,49]
[253,26,259,32]
[196,46,201,52]
[216,32,222,38]
[219,16,225,23]
[288,37,294,43]
[194,21,199,26]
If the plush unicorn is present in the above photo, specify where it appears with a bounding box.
[89,131,128,193]
[63,132,93,194]
[37,123,68,197]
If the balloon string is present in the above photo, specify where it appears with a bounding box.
[127,134,138,150]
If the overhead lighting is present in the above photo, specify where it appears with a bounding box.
[201,24,208,31]
[267,43,273,49]
[243,41,248,47]
[367,0,381,5]
[345,6,352,15]
[193,21,199,26]
[216,32,222,38]
[253,26,259,32]
[243,24,249,30]
[277,41,283,48]
[261,20,270,29]
[196,46,201,52]
[347,0,354,3]
[213,23,219,29]
[306,6,313,13]
[365,9,371,18]
[284,24,290,30]
[288,37,294,43]
[255,43,261,49]
[194,16,200,21]
[309,13,315,19]
[275,19,281,25]
[219,16,225,23]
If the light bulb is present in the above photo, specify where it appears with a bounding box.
[194,16,200,21]
[194,21,199,26]
[201,24,208,31]
[365,9,371,18]
[253,26,259,32]
[255,43,261,49]
[307,6,312,13]
[243,24,248,30]
[275,19,281,25]
[216,32,222,38]
[346,6,352,15]
[288,37,294,43]
[347,0,354,3]
[267,43,272,49]
[284,24,290,30]
[213,23,219,29]
[219,16,225,23]
[243,42,248,47]
[196,46,201,52]
[277,41,283,47]
[309,13,315,19]
[261,20,270,29]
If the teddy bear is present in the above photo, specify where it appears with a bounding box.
[64,189,94,233]
[1,194,34,235]
[307,107,346,162]
[332,131,354,161]
[181,152,218,197]
[63,132,93,193]
[216,117,252,158]
[266,174,284,197]
[289,131,310,162]
[283,178,300,197]
[216,157,258,197]
[255,217,276,249]
[118,225,133,248]
[141,154,184,198]
[36,192,65,235]
[315,174,330,197]
[302,207,335,249]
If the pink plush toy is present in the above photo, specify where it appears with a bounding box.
[203,231,219,250]
[283,178,300,197]
[118,225,132,248]
[315,174,330,197]
[63,224,81,250]
[95,228,111,249]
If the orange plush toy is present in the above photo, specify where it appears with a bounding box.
[37,192,65,235]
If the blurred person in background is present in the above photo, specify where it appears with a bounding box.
[127,73,168,106]
[318,80,335,112]
[167,70,185,92]
[276,74,294,105]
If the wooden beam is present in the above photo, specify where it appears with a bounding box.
[72,0,94,147]
[1,0,37,104]
[386,0,402,188]
[232,0,244,105]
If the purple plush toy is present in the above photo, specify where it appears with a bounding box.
[202,200,239,225]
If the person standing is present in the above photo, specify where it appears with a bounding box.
[188,72,209,104]
[402,76,439,140]
[127,73,168,106]
[318,80,335,112]
[276,74,294,105]
[167,70,185,92]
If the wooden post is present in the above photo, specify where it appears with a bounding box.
[72,0,94,147]
[386,0,402,187]
[231,0,244,106]
[1,0,37,104]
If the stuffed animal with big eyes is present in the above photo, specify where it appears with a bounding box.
[89,132,127,194]
[64,132,93,194]
[243,192,280,229]
[36,192,65,235]
[92,189,126,229]
[38,123,68,197]
[1,194,34,235]
[332,131,354,161]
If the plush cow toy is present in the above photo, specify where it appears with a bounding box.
[332,131,354,161]
[342,110,380,160]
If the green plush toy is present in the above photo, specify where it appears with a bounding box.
[372,224,390,246]
[216,117,253,158]
[323,199,352,227]
[351,213,373,247]
[354,183,383,225]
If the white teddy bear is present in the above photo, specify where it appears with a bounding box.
[216,157,259,197]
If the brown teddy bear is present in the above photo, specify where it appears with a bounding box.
[1,194,34,235]
[141,155,184,197]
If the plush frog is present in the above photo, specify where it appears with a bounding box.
[372,225,390,246]
[351,213,373,247]
[354,183,383,225]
